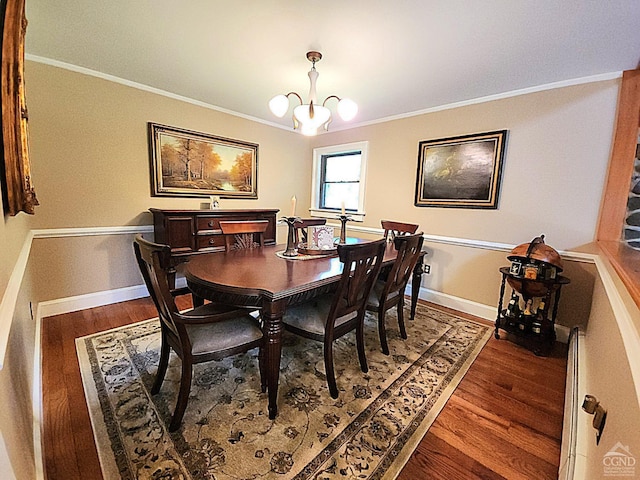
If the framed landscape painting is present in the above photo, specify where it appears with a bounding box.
[148,123,258,198]
[414,130,507,208]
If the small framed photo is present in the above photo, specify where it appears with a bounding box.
[415,130,507,208]
[148,123,258,199]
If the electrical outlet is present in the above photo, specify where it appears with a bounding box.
[423,264,431,274]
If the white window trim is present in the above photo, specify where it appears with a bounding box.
[309,141,368,222]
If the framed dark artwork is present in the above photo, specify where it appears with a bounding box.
[414,130,507,208]
[148,123,258,199]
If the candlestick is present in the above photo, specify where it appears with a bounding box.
[280,216,302,256]
[338,214,351,244]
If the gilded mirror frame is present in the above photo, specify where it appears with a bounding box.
[1,0,37,215]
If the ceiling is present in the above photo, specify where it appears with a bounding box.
[24,1,640,132]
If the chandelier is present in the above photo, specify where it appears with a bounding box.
[268,51,358,136]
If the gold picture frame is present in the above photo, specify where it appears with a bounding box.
[415,130,507,209]
[148,123,258,199]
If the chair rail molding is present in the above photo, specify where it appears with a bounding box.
[0,225,152,369]
[0,230,33,369]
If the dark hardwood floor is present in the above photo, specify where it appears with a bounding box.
[41,298,567,480]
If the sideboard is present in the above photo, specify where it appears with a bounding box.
[150,208,280,285]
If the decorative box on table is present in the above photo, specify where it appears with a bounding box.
[309,225,335,249]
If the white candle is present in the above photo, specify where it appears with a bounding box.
[290,195,297,217]
[341,201,345,215]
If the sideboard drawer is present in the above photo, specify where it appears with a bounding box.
[196,216,221,231]
[195,234,226,250]
[196,214,259,232]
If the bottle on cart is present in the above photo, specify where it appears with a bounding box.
[506,292,520,317]
[537,299,546,321]
[523,298,533,316]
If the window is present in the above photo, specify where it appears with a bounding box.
[310,142,368,221]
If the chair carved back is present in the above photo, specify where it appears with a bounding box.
[384,233,424,298]
[328,239,386,332]
[133,235,182,339]
[381,220,419,241]
[294,218,327,245]
[220,220,269,251]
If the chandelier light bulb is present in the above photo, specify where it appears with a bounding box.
[300,125,318,136]
[337,98,358,121]
[268,94,289,118]
[293,104,331,129]
[268,51,357,135]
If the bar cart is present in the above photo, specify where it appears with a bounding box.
[494,235,570,355]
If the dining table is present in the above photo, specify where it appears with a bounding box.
[184,240,426,419]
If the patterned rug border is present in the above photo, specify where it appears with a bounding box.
[76,304,492,480]
[376,318,490,479]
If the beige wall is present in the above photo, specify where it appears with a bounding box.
[26,61,309,230]
[416,241,596,328]
[0,212,38,478]
[580,268,640,477]
[0,261,37,480]
[0,106,39,476]
[313,80,617,326]
[24,61,311,301]
[18,67,621,340]
[23,62,618,314]
[313,81,618,250]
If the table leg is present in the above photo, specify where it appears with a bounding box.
[410,255,424,319]
[262,298,286,420]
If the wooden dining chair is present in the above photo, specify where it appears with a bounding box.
[294,218,327,245]
[282,239,386,398]
[381,220,419,241]
[366,232,424,355]
[219,220,269,251]
[133,235,265,431]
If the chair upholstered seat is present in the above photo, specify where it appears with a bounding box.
[282,294,357,336]
[184,309,263,355]
[366,280,401,309]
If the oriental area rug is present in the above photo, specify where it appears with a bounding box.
[76,303,491,480]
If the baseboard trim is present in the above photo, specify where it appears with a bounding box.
[407,284,496,321]
[407,284,571,343]
[40,280,571,343]
[33,304,45,480]
[38,277,189,319]
[559,326,587,480]
[38,284,149,318]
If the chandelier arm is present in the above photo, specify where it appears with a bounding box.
[285,92,304,130]
[322,95,341,107]
[286,92,303,105]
